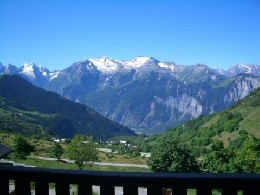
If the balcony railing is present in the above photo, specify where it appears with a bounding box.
[0,166,259,195]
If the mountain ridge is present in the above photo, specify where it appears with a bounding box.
[1,57,259,133]
[1,57,260,81]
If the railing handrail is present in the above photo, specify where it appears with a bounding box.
[0,166,259,195]
[1,166,259,180]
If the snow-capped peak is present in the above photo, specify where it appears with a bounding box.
[236,64,253,73]
[158,62,176,72]
[222,64,260,77]
[21,63,36,79]
[82,56,178,74]
[49,70,61,80]
[214,68,227,75]
[132,56,154,64]
[123,56,157,69]
[19,62,51,80]
[87,57,123,73]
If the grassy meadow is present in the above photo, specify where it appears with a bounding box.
[1,132,149,172]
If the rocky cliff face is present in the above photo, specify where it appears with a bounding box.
[65,68,259,133]
[223,75,259,103]
[1,57,259,133]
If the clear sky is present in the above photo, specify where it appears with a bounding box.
[0,0,259,70]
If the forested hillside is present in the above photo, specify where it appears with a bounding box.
[161,88,260,156]
[0,75,136,139]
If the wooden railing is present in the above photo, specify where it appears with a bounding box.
[0,166,259,195]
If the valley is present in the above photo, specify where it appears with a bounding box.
[1,58,259,133]
[0,60,259,173]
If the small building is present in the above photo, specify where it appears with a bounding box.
[0,144,14,166]
[54,139,61,143]
[98,148,112,153]
[0,144,13,159]
[119,140,127,144]
[140,152,151,158]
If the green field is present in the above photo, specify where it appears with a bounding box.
[4,154,149,172]
[1,132,149,172]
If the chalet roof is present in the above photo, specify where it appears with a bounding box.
[0,144,13,159]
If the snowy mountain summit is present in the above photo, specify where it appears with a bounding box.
[85,57,123,73]
[1,56,260,87]
[20,63,48,79]
[81,56,177,75]
[0,57,259,133]
[228,64,260,76]
[1,56,260,82]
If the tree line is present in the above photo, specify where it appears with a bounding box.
[12,133,259,173]
[148,133,259,173]
[13,134,99,170]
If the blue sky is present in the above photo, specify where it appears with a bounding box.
[0,0,259,70]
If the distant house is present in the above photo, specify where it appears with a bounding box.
[140,152,151,158]
[98,148,112,153]
[0,144,13,159]
[119,140,127,144]
[53,138,66,143]
[54,139,61,143]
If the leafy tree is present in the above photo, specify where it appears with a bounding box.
[202,137,259,173]
[13,135,35,159]
[51,142,64,161]
[202,140,234,173]
[147,134,200,173]
[231,137,258,173]
[229,130,248,149]
[66,134,99,170]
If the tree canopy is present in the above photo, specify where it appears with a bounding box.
[13,135,35,159]
[148,134,200,173]
[51,142,64,161]
[231,137,258,173]
[202,140,234,173]
[66,134,99,170]
[202,137,259,173]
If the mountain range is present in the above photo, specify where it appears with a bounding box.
[1,57,260,133]
[0,74,136,139]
